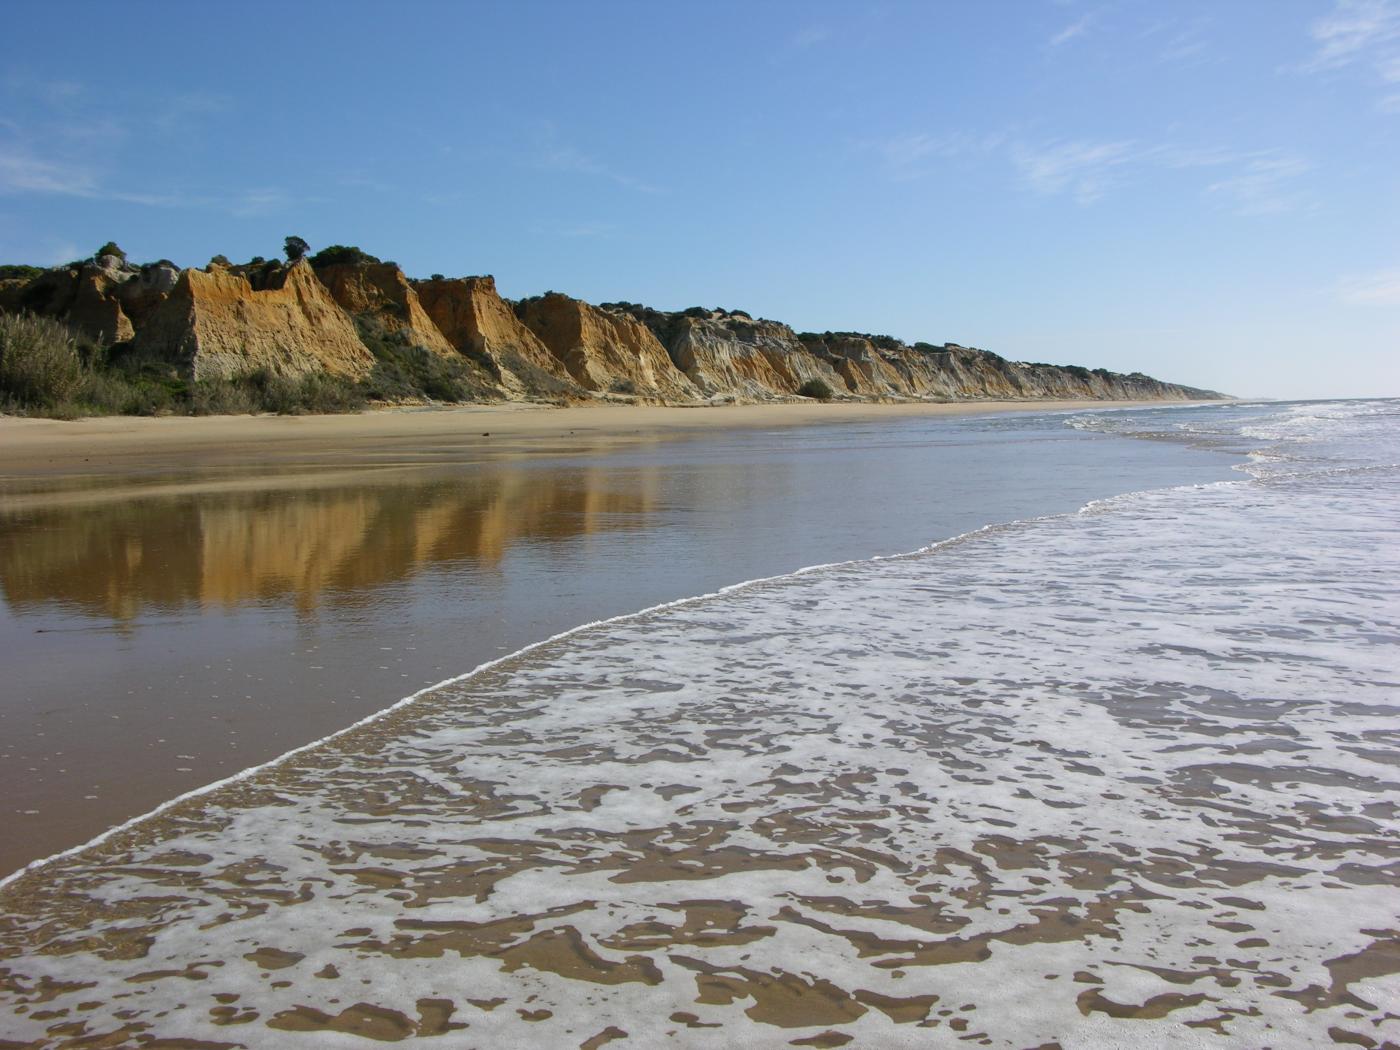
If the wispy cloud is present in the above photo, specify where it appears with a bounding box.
[789,25,831,51]
[1049,14,1093,47]
[1337,267,1400,304]
[4,72,83,108]
[230,187,296,216]
[1007,139,1311,213]
[0,75,244,210]
[1203,154,1312,216]
[0,140,187,206]
[1149,15,1214,64]
[539,143,663,194]
[0,143,97,196]
[1012,140,1137,203]
[153,92,232,134]
[558,221,615,239]
[1304,0,1400,109]
[865,131,1005,181]
[1305,0,1400,72]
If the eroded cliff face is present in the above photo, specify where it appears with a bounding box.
[135,261,374,381]
[8,257,135,346]
[517,294,696,400]
[315,263,456,357]
[0,253,1224,404]
[662,315,803,398]
[415,276,578,398]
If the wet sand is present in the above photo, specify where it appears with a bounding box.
[1,416,1394,1047]
[0,400,1165,482]
[0,401,1235,877]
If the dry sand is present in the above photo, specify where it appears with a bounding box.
[0,400,1164,483]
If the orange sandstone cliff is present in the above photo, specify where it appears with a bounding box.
[0,250,1226,405]
[515,293,697,401]
[134,260,374,381]
[414,276,578,397]
[315,263,456,358]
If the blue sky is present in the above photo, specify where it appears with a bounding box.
[2,1,1397,398]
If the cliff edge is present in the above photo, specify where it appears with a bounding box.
[0,246,1227,410]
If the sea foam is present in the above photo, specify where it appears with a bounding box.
[2,400,1397,1048]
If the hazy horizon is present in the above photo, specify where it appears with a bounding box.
[2,1,1397,399]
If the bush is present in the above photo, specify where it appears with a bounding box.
[0,314,84,409]
[284,235,310,261]
[309,245,382,269]
[797,378,834,401]
[96,241,126,262]
[0,264,44,281]
[355,317,494,403]
[241,368,366,415]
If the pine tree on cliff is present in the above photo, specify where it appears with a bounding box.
[284,236,310,262]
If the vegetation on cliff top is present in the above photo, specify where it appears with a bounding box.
[0,239,1224,417]
[0,312,369,418]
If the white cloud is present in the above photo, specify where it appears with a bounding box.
[1203,154,1311,216]
[231,188,295,217]
[865,131,1005,181]
[1011,140,1137,203]
[1006,139,1310,214]
[539,144,662,194]
[1304,0,1400,109]
[0,144,97,197]
[1338,267,1400,304]
[1049,15,1092,47]
[1306,0,1400,72]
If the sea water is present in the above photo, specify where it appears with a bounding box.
[1,399,1396,1048]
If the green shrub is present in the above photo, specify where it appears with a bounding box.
[238,368,365,415]
[96,241,126,262]
[191,378,260,415]
[284,235,310,261]
[797,378,834,401]
[0,314,85,409]
[309,245,382,269]
[355,317,494,404]
[0,264,44,281]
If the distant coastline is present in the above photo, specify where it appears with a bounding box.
[0,242,1226,420]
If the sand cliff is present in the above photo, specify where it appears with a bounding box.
[0,252,1225,404]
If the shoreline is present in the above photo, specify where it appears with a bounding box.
[0,398,1199,483]
[0,400,1241,878]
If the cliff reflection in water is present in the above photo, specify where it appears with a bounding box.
[0,466,663,622]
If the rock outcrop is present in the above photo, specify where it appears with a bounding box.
[415,276,578,397]
[315,263,455,357]
[134,260,374,381]
[8,257,135,346]
[516,293,696,400]
[0,248,1225,405]
[660,314,820,399]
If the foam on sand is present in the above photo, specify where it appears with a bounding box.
[2,400,1397,1048]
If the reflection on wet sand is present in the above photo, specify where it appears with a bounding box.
[1,467,1395,1047]
[0,467,664,621]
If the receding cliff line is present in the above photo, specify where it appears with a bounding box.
[0,245,1227,413]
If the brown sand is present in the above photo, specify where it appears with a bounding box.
[0,400,1166,483]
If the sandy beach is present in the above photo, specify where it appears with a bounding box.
[0,399,1239,877]
[0,399,1169,483]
